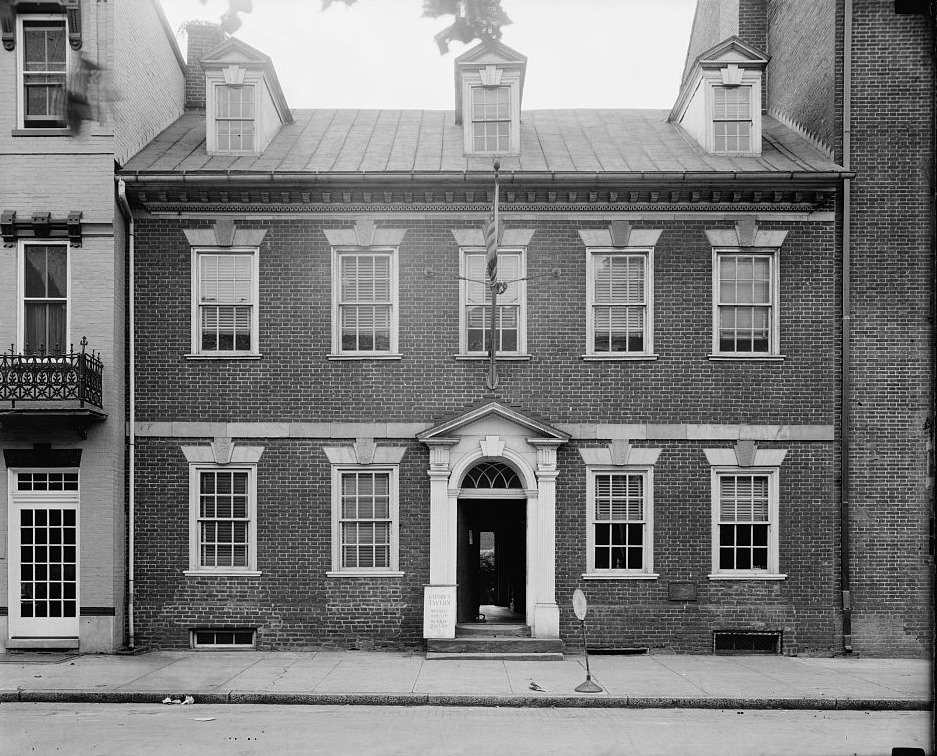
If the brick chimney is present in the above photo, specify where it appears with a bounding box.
[738,0,767,54]
[183,22,227,110]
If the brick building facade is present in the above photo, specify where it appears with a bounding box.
[0,0,183,653]
[118,2,933,657]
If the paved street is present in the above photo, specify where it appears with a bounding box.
[0,703,931,756]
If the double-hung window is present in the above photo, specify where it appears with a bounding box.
[191,248,259,357]
[330,467,400,575]
[21,243,68,355]
[471,85,511,153]
[711,469,780,578]
[333,249,398,356]
[215,84,255,153]
[713,250,778,356]
[460,249,525,355]
[188,465,258,574]
[586,468,655,576]
[712,85,753,154]
[17,16,68,130]
[586,249,653,356]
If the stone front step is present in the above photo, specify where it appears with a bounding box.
[426,637,564,659]
[455,622,530,638]
[425,651,564,661]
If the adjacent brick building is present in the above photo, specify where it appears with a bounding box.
[118,2,933,657]
[0,0,183,652]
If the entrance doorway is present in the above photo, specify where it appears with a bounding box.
[8,470,80,639]
[456,498,526,624]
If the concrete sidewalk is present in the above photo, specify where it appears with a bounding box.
[0,650,931,710]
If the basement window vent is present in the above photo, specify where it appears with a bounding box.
[192,629,255,649]
[589,647,649,656]
[713,631,781,655]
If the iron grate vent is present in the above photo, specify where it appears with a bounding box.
[713,631,781,655]
[192,629,255,649]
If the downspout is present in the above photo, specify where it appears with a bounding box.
[841,0,853,654]
[116,179,135,651]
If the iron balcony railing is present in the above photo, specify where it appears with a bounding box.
[0,337,103,409]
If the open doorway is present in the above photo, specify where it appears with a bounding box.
[456,498,526,625]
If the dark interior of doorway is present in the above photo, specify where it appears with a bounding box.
[457,499,526,624]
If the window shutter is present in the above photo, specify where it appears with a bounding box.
[595,255,644,305]
[200,255,252,304]
[595,474,644,521]
[720,475,769,521]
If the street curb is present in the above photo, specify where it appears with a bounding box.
[2,689,931,711]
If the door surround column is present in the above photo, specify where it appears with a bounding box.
[529,438,562,638]
[418,402,569,641]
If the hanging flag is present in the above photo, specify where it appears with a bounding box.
[483,195,498,285]
[485,163,500,390]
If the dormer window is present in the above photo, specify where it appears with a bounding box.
[215,84,255,153]
[199,36,292,156]
[471,85,511,153]
[712,85,752,153]
[454,40,526,157]
[669,37,767,157]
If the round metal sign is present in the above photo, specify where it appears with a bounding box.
[572,588,587,621]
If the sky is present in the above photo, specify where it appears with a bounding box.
[158,0,698,111]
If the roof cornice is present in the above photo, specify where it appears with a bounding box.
[118,169,854,185]
[117,170,848,215]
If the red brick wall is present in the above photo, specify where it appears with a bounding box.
[681,0,936,657]
[182,22,226,110]
[844,1,934,657]
[133,436,838,652]
[133,437,430,650]
[133,217,836,426]
[130,211,846,652]
[557,442,839,654]
[738,0,767,52]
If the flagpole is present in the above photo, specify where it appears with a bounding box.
[486,162,500,390]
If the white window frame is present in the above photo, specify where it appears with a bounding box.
[211,83,256,154]
[583,466,657,579]
[469,84,512,154]
[707,79,761,155]
[330,246,400,358]
[186,463,259,576]
[15,14,70,131]
[585,247,656,359]
[328,465,402,577]
[458,246,527,357]
[709,466,784,580]
[189,247,260,358]
[17,240,70,355]
[206,79,262,156]
[711,248,781,359]
[7,468,81,639]
[461,73,521,156]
